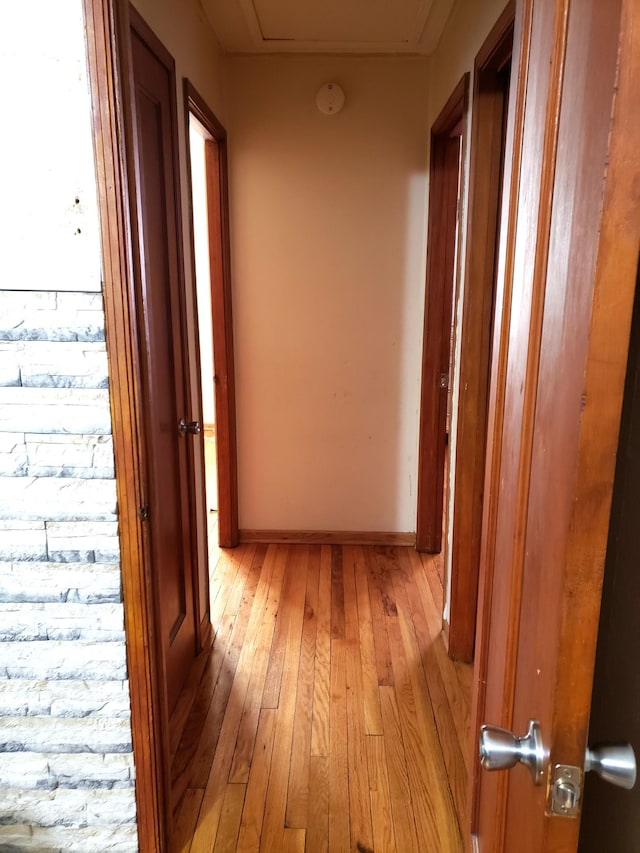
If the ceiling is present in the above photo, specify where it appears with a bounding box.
[202,0,456,56]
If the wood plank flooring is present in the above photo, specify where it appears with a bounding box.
[171,542,472,852]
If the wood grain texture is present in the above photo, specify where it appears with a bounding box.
[311,545,332,758]
[239,530,415,546]
[82,1,169,847]
[213,784,246,853]
[236,709,277,853]
[448,5,514,663]
[367,734,397,853]
[258,549,309,851]
[285,546,319,827]
[471,0,640,849]
[307,755,329,853]
[353,546,384,735]
[172,544,470,851]
[171,788,204,853]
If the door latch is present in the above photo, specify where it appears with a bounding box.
[549,744,636,816]
[178,418,202,436]
[550,765,582,816]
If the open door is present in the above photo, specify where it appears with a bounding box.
[126,7,204,721]
[83,3,214,848]
[470,0,639,850]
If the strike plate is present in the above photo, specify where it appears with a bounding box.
[550,764,583,817]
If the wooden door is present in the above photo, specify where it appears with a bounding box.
[128,12,199,718]
[470,0,640,849]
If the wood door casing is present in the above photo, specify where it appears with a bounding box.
[416,74,469,554]
[83,1,171,847]
[184,81,239,551]
[447,5,513,663]
[471,0,640,849]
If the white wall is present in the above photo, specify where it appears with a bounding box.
[0,2,136,847]
[227,56,431,532]
[0,3,101,292]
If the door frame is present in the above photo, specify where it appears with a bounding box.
[416,73,469,554]
[83,1,190,848]
[183,81,239,550]
[469,0,640,847]
[447,4,514,662]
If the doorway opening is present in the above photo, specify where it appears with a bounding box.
[188,115,219,542]
[184,82,239,552]
[416,4,514,665]
[447,5,513,662]
[416,73,469,561]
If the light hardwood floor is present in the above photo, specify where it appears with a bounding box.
[171,542,472,852]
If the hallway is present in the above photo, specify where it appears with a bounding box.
[170,541,472,852]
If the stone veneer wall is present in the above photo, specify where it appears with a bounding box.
[0,293,138,851]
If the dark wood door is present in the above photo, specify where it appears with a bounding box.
[129,15,197,717]
[470,0,640,849]
[579,266,640,852]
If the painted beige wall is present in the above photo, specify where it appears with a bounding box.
[227,56,430,532]
[126,0,509,548]
[131,0,226,121]
[429,0,510,123]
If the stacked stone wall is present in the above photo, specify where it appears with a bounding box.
[0,292,138,852]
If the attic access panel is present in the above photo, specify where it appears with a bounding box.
[253,0,432,45]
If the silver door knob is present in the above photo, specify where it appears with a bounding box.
[479,719,546,785]
[585,743,637,790]
[178,418,201,436]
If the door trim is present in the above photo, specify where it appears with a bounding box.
[83,1,175,849]
[183,81,239,549]
[447,3,514,662]
[468,0,531,838]
[416,73,469,553]
[470,0,564,840]
[469,0,640,846]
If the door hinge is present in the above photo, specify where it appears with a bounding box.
[439,372,449,390]
[549,764,582,817]
[139,504,150,522]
